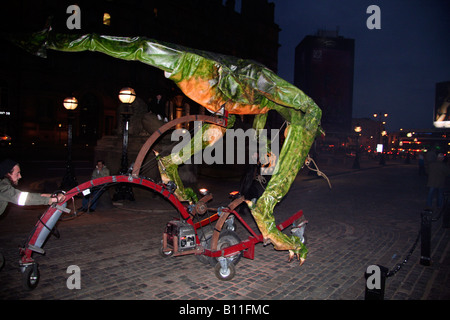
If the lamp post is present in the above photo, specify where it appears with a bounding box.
[352,124,362,169]
[373,112,388,165]
[380,130,388,165]
[113,87,136,201]
[61,97,78,190]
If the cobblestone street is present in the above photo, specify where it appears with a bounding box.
[1,160,449,303]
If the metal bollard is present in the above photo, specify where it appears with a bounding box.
[420,209,432,266]
[443,208,450,228]
[364,265,388,300]
[443,193,450,229]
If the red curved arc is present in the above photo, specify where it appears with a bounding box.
[132,114,227,177]
[22,114,228,262]
[22,175,191,262]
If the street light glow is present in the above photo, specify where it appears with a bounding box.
[118,87,136,104]
[63,97,78,110]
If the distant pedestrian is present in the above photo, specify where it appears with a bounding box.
[148,93,168,122]
[426,153,450,209]
[425,148,437,174]
[79,160,110,212]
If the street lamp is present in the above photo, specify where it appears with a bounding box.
[118,87,136,104]
[61,97,78,190]
[118,87,136,175]
[373,113,388,119]
[113,87,136,201]
[379,130,388,165]
[63,97,78,110]
[373,112,388,165]
[353,124,362,169]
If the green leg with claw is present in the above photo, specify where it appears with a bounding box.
[248,102,321,264]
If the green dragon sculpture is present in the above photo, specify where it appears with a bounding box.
[12,29,322,265]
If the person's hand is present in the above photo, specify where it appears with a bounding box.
[47,196,57,205]
[44,192,66,205]
[56,193,66,203]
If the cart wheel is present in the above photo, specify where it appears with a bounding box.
[197,229,242,266]
[159,245,173,257]
[210,230,242,267]
[214,261,235,281]
[0,252,4,271]
[22,264,40,290]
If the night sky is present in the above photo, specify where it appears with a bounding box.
[268,0,450,132]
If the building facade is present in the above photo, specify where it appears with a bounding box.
[0,0,280,148]
[294,29,355,145]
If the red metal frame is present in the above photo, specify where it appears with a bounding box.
[20,174,303,270]
[18,110,307,287]
[197,208,303,260]
[20,175,192,264]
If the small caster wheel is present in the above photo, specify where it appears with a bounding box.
[159,246,173,257]
[214,261,235,281]
[22,264,40,290]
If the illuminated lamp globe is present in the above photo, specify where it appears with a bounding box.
[63,97,78,110]
[119,87,136,104]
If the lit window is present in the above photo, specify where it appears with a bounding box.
[103,13,111,26]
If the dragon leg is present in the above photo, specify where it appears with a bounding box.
[248,103,321,265]
[158,121,229,203]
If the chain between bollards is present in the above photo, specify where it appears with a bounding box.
[365,204,447,300]
[386,228,421,277]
